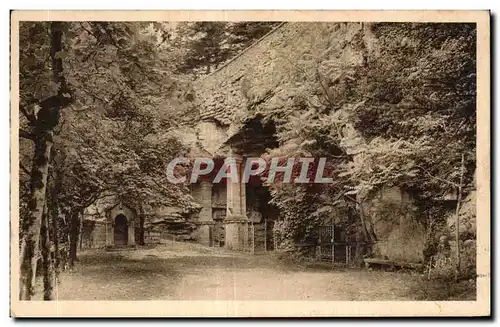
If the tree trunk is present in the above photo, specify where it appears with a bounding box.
[49,181,60,280]
[139,214,145,245]
[19,132,54,300]
[69,211,80,268]
[40,202,54,300]
[79,215,84,250]
[46,147,62,281]
[345,194,371,244]
[455,153,465,280]
[19,21,71,300]
[358,199,371,242]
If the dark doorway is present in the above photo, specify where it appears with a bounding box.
[114,214,128,246]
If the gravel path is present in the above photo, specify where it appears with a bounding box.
[38,242,433,301]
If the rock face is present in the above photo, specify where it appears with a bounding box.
[194,22,375,144]
[447,191,477,239]
[362,188,477,264]
[149,206,197,241]
[363,187,426,263]
[193,22,431,256]
[196,121,227,156]
[446,190,477,276]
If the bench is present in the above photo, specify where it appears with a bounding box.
[364,258,424,271]
[364,258,395,269]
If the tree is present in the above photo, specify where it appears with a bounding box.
[52,21,199,266]
[175,22,230,75]
[350,23,476,199]
[174,22,280,76]
[19,21,73,300]
[225,22,282,53]
[18,21,199,299]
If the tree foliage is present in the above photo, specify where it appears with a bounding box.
[173,21,281,76]
[18,21,199,299]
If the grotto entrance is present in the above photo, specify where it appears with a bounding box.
[114,214,129,246]
[213,115,279,252]
[246,182,279,252]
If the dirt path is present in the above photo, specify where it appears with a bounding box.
[41,242,431,301]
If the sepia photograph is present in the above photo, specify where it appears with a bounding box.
[10,10,490,317]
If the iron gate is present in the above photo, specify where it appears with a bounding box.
[317,225,349,263]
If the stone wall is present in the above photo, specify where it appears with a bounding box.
[92,222,107,247]
[83,221,169,247]
[82,221,107,248]
[144,230,161,244]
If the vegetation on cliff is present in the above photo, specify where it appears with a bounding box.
[248,23,476,269]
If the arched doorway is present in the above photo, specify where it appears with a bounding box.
[114,214,128,246]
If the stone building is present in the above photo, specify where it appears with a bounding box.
[83,198,196,248]
[82,202,137,248]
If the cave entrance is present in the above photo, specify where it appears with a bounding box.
[225,115,279,157]
[222,115,280,252]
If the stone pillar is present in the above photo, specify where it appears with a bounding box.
[128,219,136,246]
[224,152,249,251]
[197,180,214,246]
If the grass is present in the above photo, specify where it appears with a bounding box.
[408,276,477,301]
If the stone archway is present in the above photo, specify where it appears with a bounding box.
[114,214,128,246]
[105,203,136,247]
